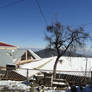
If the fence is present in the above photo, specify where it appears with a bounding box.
[0,68,92,85]
[16,67,92,77]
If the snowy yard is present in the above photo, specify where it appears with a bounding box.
[0,80,92,92]
[0,80,30,91]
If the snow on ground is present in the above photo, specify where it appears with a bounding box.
[16,56,92,78]
[0,80,30,91]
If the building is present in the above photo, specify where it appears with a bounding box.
[0,42,16,50]
[0,42,41,67]
[0,42,41,80]
[13,49,41,65]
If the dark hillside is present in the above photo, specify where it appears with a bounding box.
[35,48,84,58]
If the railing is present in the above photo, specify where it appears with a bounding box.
[0,68,92,85]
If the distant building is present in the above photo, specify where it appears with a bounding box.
[0,42,41,67]
[0,42,17,50]
[0,42,41,81]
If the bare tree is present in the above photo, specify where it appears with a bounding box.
[45,22,89,79]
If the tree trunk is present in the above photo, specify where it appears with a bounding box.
[53,56,60,79]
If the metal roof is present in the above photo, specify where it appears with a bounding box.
[0,42,16,47]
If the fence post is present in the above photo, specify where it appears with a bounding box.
[51,73,53,87]
[27,69,29,82]
[91,71,92,82]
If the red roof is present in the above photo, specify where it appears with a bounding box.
[0,42,16,47]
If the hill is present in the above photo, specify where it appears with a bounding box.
[35,48,84,58]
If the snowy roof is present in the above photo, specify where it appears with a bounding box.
[16,58,52,77]
[16,56,92,78]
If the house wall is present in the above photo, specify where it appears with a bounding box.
[0,46,17,50]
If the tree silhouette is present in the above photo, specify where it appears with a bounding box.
[45,22,89,79]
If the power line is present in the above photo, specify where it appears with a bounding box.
[0,0,25,8]
[35,0,48,25]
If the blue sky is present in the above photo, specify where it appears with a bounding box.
[0,0,92,48]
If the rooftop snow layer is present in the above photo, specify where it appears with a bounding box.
[16,56,92,78]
